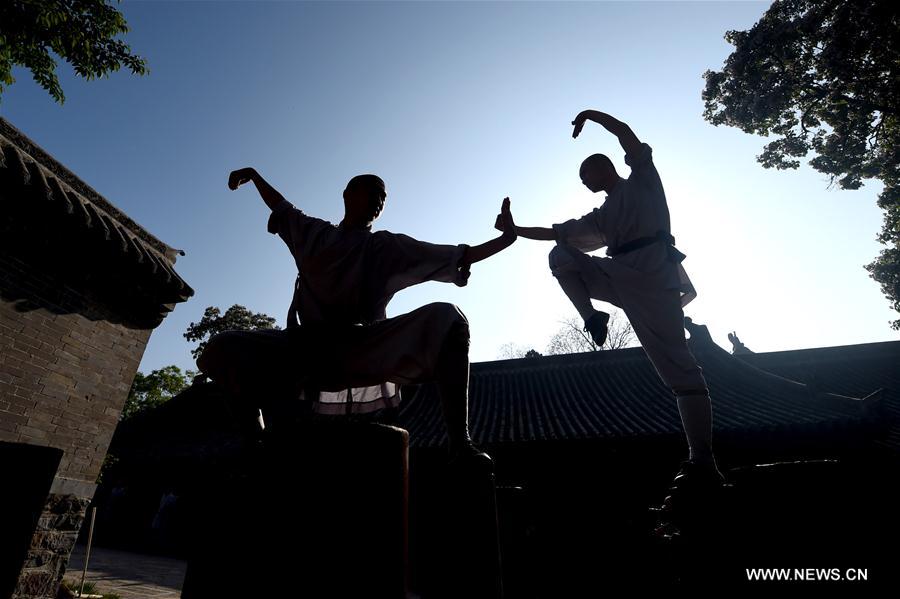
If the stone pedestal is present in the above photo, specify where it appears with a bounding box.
[439,461,504,599]
[408,451,504,599]
[182,421,409,598]
[0,442,63,599]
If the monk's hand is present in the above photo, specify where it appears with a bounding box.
[228,167,256,190]
[458,262,472,286]
[571,110,597,138]
[500,197,516,241]
[494,212,504,233]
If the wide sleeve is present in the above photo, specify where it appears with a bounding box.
[552,207,607,252]
[376,231,470,296]
[624,143,664,192]
[266,199,332,263]
[624,143,653,172]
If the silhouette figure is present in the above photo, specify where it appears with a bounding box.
[199,169,517,463]
[499,109,724,489]
[728,331,754,354]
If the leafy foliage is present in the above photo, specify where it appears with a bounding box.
[702,0,900,327]
[121,365,194,420]
[183,304,278,359]
[0,0,147,104]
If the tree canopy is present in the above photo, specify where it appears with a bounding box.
[184,304,278,359]
[0,0,147,104]
[702,0,899,327]
[121,365,193,420]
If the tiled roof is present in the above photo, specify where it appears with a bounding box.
[737,340,900,452]
[736,341,899,399]
[0,118,192,324]
[397,336,878,448]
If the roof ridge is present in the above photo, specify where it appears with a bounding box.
[0,117,182,263]
[747,340,900,358]
[475,346,647,371]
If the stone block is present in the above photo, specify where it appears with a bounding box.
[182,421,409,598]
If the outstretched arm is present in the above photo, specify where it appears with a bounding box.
[460,198,517,267]
[571,110,642,157]
[493,215,556,241]
[228,167,288,211]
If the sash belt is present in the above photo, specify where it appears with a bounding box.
[607,230,686,263]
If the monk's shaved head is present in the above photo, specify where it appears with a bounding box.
[345,174,385,195]
[580,154,614,175]
[343,174,387,225]
[579,154,618,193]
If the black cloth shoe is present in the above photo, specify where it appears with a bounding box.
[584,311,610,347]
[670,460,726,491]
[658,460,726,515]
[449,440,494,471]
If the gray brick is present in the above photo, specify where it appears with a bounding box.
[19,424,50,439]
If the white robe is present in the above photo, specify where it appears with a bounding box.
[549,144,706,393]
[267,199,472,414]
[199,199,472,415]
[552,143,696,307]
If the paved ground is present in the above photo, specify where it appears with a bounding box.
[66,545,185,599]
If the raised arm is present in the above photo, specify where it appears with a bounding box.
[228,167,288,211]
[460,198,517,267]
[571,110,642,157]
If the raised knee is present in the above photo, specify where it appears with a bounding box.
[548,244,572,271]
[195,331,237,377]
[425,302,469,348]
[449,316,469,344]
[426,301,468,325]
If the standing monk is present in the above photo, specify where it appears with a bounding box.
[499,109,724,488]
[199,169,517,462]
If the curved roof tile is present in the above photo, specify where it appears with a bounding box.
[398,339,875,448]
[0,119,193,325]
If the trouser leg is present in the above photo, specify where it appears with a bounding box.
[197,330,307,436]
[197,333,266,437]
[434,315,473,452]
[548,245,621,321]
[675,393,714,464]
[623,289,716,465]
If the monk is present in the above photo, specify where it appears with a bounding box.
[498,110,724,488]
[198,168,516,462]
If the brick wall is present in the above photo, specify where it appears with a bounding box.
[1,249,153,598]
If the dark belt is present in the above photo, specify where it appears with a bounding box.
[607,230,686,263]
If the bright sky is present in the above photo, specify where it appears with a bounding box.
[2,1,897,375]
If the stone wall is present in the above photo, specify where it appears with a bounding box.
[14,495,91,598]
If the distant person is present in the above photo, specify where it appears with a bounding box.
[498,109,724,490]
[101,479,128,544]
[151,487,179,550]
[199,169,517,463]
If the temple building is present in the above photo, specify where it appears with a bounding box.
[0,118,192,599]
